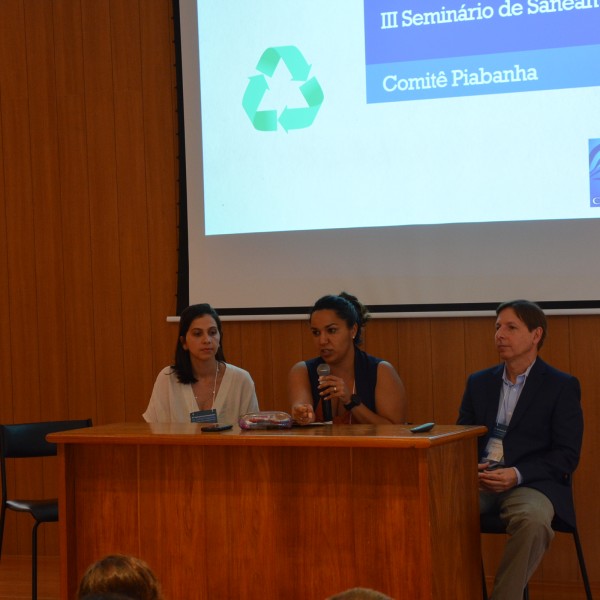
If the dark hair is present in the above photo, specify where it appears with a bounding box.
[80,594,136,600]
[76,555,163,600]
[173,303,226,384]
[310,292,370,345]
[496,299,547,349]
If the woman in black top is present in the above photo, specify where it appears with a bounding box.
[288,292,407,425]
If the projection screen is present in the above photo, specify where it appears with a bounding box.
[177,0,600,317]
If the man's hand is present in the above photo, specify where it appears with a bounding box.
[478,462,518,493]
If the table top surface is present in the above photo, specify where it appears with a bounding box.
[48,422,486,448]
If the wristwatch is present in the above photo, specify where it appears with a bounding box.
[344,394,362,411]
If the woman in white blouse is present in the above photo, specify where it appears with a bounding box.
[143,304,259,425]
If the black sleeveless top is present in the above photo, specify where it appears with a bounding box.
[305,347,382,414]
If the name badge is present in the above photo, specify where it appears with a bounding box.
[190,409,218,423]
[482,423,508,465]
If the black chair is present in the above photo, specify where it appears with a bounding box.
[0,418,92,600]
[480,510,593,600]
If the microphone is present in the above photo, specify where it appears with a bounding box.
[317,363,333,423]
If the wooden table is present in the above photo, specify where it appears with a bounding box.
[49,422,486,600]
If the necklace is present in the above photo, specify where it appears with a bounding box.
[192,362,220,410]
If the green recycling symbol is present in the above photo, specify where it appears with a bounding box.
[242,46,324,132]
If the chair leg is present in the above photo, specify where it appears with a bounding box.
[32,520,40,600]
[0,503,6,559]
[482,560,489,600]
[523,584,529,600]
[572,529,594,600]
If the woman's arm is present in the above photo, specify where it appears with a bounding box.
[376,362,408,423]
[143,368,172,423]
[350,361,407,425]
[287,361,316,425]
[238,368,260,415]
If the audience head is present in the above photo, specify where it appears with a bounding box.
[496,299,547,350]
[80,594,136,600]
[310,292,370,346]
[174,303,226,382]
[327,587,393,600]
[76,554,163,600]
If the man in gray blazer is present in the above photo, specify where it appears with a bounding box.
[458,299,583,600]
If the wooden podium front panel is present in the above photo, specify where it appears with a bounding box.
[428,441,482,597]
[140,444,428,599]
[60,444,142,599]
[55,425,484,600]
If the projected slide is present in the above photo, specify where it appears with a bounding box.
[366,0,600,102]
[195,0,600,236]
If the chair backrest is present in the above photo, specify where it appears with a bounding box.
[1,419,92,504]
[0,418,92,459]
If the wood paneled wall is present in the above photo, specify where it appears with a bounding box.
[0,0,177,557]
[0,1,597,596]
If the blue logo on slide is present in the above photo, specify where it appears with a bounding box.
[590,139,600,207]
